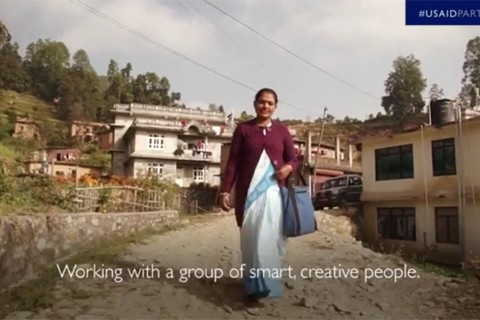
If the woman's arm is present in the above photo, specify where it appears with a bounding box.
[220,125,243,193]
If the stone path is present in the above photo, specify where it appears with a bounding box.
[5,212,480,319]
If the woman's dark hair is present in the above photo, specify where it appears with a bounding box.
[254,88,278,104]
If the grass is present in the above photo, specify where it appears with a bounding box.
[0,144,17,161]
[413,260,467,278]
[0,89,58,123]
[0,213,221,318]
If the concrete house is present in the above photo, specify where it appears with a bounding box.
[12,117,40,140]
[110,103,235,187]
[359,103,480,266]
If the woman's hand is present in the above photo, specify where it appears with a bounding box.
[276,164,293,181]
[220,193,232,211]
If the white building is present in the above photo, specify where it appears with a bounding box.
[110,103,235,187]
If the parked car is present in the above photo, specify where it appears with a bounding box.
[314,174,362,209]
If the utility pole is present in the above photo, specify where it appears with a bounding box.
[305,129,312,192]
[312,107,328,195]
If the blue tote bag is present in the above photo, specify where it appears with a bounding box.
[280,170,318,237]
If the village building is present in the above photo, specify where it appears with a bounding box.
[70,120,113,150]
[12,117,40,140]
[359,100,480,266]
[25,148,102,179]
[292,134,361,192]
[110,103,235,187]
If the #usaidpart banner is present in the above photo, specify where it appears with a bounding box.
[406,0,480,25]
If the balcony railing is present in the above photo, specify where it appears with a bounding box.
[133,118,184,128]
[131,117,234,137]
[113,103,226,118]
[130,150,219,163]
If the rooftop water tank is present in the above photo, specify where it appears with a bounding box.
[430,99,456,126]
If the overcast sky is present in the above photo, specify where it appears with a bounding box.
[1,0,479,121]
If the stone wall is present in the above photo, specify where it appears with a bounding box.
[0,210,179,290]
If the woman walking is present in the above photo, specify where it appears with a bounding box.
[219,88,298,302]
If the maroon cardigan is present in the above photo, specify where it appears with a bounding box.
[220,119,298,227]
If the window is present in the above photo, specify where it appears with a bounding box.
[348,176,362,186]
[148,134,164,149]
[337,177,347,186]
[435,207,459,244]
[432,138,456,176]
[375,144,414,181]
[193,167,204,182]
[377,207,416,241]
[147,163,163,177]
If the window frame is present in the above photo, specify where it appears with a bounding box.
[375,144,414,181]
[377,207,416,241]
[148,134,165,150]
[431,138,456,176]
[435,207,459,244]
[147,162,164,177]
[193,167,205,182]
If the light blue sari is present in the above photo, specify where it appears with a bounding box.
[241,150,286,298]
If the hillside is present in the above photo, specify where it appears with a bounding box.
[0,90,68,164]
[289,112,429,147]
[0,90,59,122]
[0,90,110,170]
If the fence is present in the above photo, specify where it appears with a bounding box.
[63,185,180,213]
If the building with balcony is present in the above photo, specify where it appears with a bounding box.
[359,111,480,266]
[110,103,235,187]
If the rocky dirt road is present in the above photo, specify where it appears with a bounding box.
[6,212,480,319]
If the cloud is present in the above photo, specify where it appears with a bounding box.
[2,0,216,60]
[1,0,479,121]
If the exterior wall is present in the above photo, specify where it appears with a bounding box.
[176,164,221,187]
[46,148,82,162]
[132,159,176,180]
[294,142,345,160]
[129,159,221,187]
[363,200,462,264]
[98,131,113,150]
[12,118,40,140]
[134,131,177,156]
[110,103,233,183]
[111,116,134,176]
[361,125,457,200]
[26,162,102,178]
[203,138,223,163]
[360,118,480,265]
[112,103,228,125]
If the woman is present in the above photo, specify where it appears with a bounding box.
[219,88,298,302]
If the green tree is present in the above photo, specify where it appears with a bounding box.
[428,83,444,102]
[381,54,427,121]
[238,111,254,121]
[0,41,28,92]
[105,59,122,103]
[459,36,480,108]
[23,39,70,102]
[56,49,103,121]
[0,20,11,44]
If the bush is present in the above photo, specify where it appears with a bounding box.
[0,174,70,212]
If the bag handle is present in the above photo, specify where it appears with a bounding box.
[285,172,302,235]
[286,167,308,187]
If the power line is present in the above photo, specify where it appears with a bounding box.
[203,0,379,101]
[186,0,305,103]
[68,0,310,114]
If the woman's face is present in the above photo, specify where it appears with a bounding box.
[254,92,276,120]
